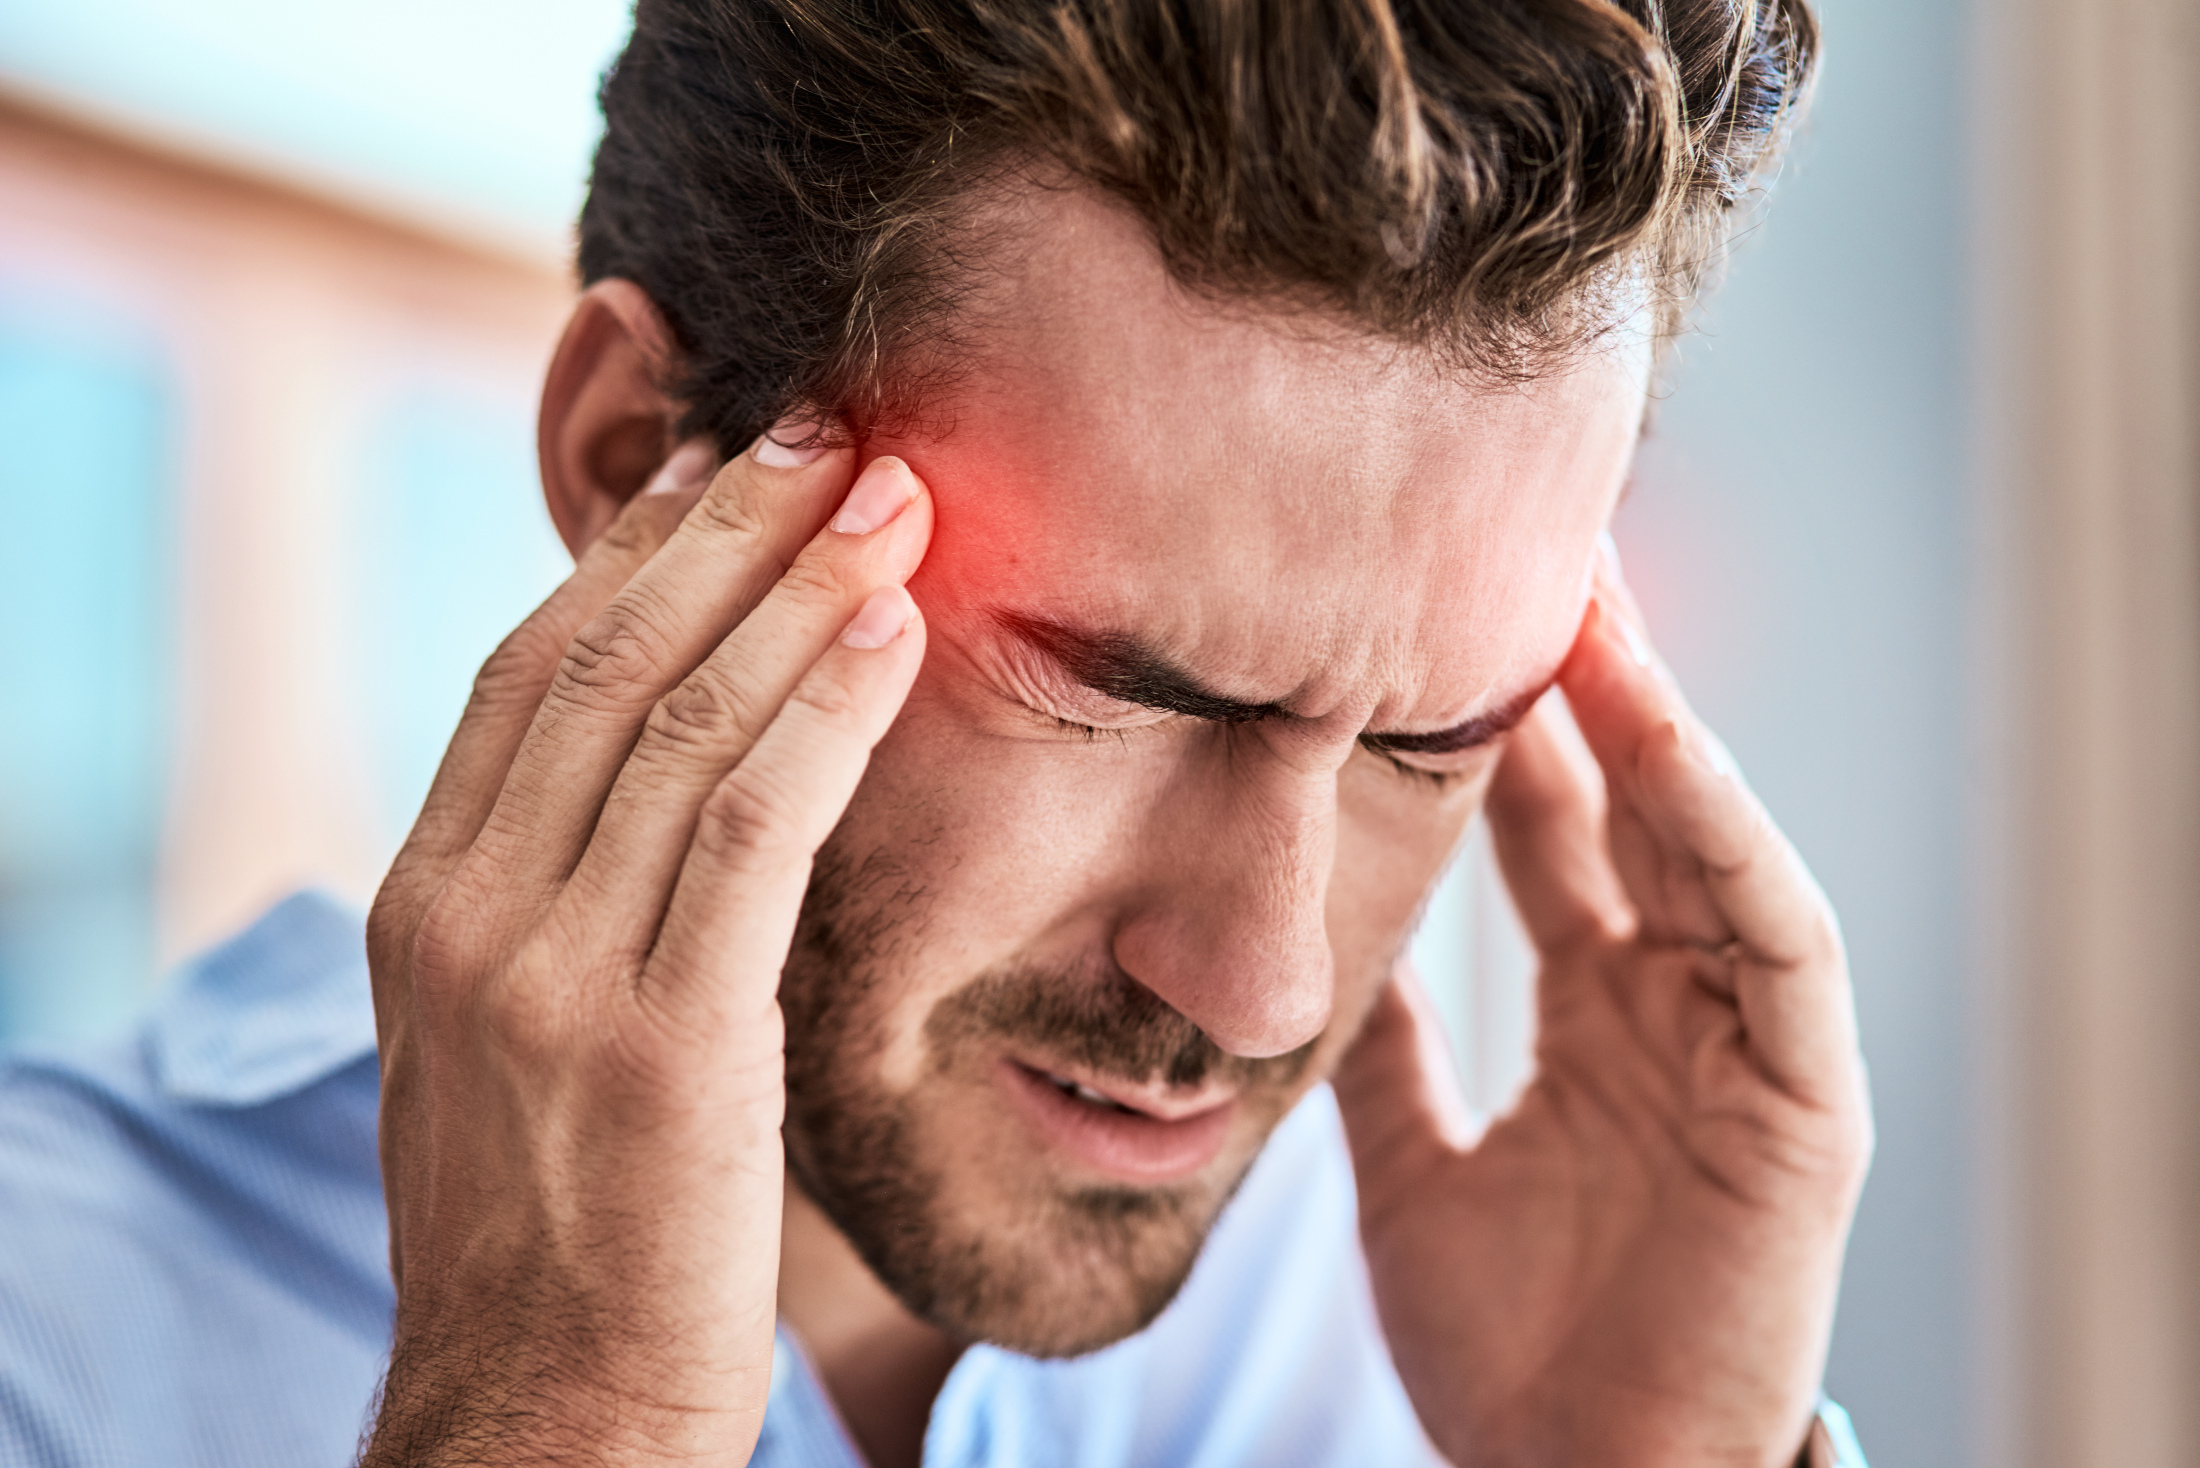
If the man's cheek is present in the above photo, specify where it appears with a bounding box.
[848,686,1134,964]
[1326,757,1488,975]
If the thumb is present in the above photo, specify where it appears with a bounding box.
[1333,960,1476,1192]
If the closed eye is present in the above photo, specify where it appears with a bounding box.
[1357,731,1512,791]
[1051,714,1131,743]
[1362,741,1464,789]
[994,636,1174,735]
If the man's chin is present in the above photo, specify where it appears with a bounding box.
[931,1181,1235,1357]
[794,1124,1252,1358]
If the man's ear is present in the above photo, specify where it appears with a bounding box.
[538,279,694,557]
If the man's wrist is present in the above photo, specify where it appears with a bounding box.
[361,1328,764,1468]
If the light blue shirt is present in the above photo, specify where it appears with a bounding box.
[0,892,1866,1466]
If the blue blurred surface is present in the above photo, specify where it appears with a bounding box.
[0,295,173,1042]
[352,384,570,848]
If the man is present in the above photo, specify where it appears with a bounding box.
[0,1,1873,1465]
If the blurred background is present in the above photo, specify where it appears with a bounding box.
[1,3,2193,1466]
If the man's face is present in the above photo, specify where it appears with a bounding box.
[779,187,1647,1355]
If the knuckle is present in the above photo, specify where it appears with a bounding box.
[785,669,869,728]
[645,669,769,755]
[692,479,775,544]
[475,946,575,1062]
[598,489,690,556]
[406,874,494,1003]
[364,883,418,976]
[694,767,815,868]
[1782,872,1846,968]
[592,512,654,559]
[774,550,859,607]
[1789,1107,1875,1201]
[551,604,672,706]
[466,619,563,713]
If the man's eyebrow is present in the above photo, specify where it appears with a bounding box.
[1357,678,1551,755]
[992,611,1291,723]
[994,608,1552,750]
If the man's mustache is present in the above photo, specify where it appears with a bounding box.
[925,963,1316,1091]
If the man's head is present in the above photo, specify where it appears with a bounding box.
[541,0,1814,1359]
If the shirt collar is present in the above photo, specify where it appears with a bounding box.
[146,888,377,1106]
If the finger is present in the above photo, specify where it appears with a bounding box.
[1564,553,1855,1095]
[1633,721,1829,969]
[1634,715,1856,1094]
[640,586,926,1029]
[1483,689,1636,958]
[566,457,932,951]
[1570,539,1715,937]
[386,442,716,886]
[469,426,856,903]
[1559,595,1732,948]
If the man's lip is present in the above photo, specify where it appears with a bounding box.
[997,1060,1236,1183]
[1010,1059,1236,1122]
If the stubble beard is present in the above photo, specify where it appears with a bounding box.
[779,839,1312,1358]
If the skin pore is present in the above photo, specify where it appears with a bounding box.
[718,186,1653,1467]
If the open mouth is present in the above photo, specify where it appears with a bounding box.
[1034,1068,1142,1114]
[998,1060,1236,1183]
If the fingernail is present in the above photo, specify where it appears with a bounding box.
[842,585,915,649]
[643,439,716,495]
[753,414,829,469]
[1597,529,1625,576]
[831,456,917,535]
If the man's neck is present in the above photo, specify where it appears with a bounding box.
[777,1180,964,1468]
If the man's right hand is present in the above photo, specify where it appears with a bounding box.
[359,428,932,1466]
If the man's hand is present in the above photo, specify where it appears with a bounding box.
[359,432,931,1466]
[1333,548,1873,1468]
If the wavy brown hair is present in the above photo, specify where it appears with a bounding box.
[579,0,1818,449]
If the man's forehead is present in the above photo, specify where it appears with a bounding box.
[923,183,1650,503]
[905,382,1625,731]
[879,185,1648,726]
[902,396,1630,733]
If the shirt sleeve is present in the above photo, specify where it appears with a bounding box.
[1805,1398,1868,1467]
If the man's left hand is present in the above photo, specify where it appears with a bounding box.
[1332,549,1873,1468]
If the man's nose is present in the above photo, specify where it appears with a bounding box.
[1109,738,1338,1059]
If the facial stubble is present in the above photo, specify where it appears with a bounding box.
[779,838,1313,1357]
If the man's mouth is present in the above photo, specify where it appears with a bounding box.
[998,1059,1236,1184]
[1042,1071,1138,1112]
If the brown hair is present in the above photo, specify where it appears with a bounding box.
[579,0,1817,450]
